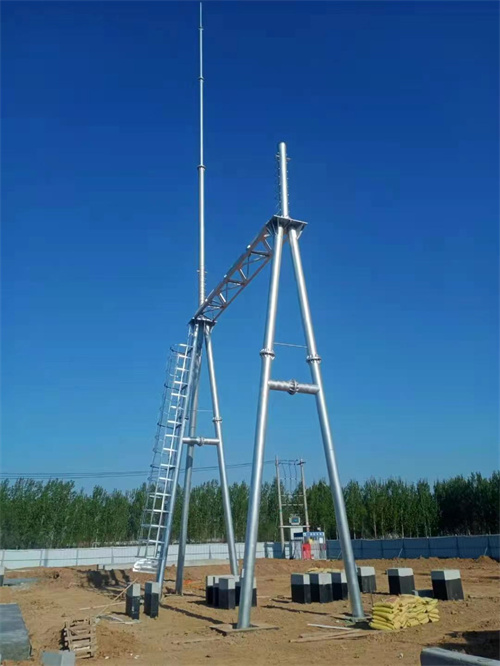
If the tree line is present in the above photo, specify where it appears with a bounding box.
[0,471,498,549]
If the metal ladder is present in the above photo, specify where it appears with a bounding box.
[134,330,194,574]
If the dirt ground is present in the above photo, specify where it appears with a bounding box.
[1,556,499,666]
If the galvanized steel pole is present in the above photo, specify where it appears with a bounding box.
[198,3,206,306]
[237,225,284,628]
[288,227,364,619]
[278,141,289,218]
[237,144,288,629]
[275,457,286,557]
[204,323,238,575]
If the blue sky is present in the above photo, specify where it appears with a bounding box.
[2,1,498,492]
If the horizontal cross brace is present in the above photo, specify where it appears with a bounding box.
[268,379,319,395]
[182,437,219,446]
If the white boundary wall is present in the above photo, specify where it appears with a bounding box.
[1,535,498,570]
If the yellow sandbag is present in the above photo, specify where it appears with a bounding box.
[370,622,394,631]
[373,609,396,619]
[374,611,407,621]
[400,595,416,603]
[406,618,420,627]
[371,615,397,626]
[429,616,440,623]
[412,612,427,621]
[374,602,399,610]
[373,616,394,624]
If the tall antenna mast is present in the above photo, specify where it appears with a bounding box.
[198,2,206,305]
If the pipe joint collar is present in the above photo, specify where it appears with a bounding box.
[306,354,321,364]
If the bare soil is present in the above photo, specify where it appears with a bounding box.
[1,557,499,666]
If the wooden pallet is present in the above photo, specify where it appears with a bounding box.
[63,617,97,659]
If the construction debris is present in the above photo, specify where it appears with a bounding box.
[62,618,97,659]
[370,595,439,631]
[291,629,369,643]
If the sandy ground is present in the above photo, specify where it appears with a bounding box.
[1,556,499,666]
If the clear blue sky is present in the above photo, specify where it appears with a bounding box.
[2,1,498,492]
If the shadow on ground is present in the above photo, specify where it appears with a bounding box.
[83,569,131,591]
[160,600,222,625]
[439,630,500,660]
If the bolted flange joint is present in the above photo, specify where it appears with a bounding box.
[260,348,275,359]
[287,380,299,395]
[212,416,222,423]
[306,354,321,364]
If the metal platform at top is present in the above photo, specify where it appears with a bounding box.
[192,215,307,323]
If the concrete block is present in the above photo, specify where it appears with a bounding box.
[357,565,377,593]
[144,581,159,618]
[235,576,257,607]
[331,570,348,600]
[0,603,32,661]
[213,575,233,608]
[387,567,415,595]
[421,647,500,665]
[125,583,141,620]
[42,650,76,666]
[309,572,333,603]
[218,576,236,610]
[206,575,217,605]
[291,573,311,604]
[431,570,464,601]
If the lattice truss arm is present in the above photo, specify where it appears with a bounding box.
[193,215,306,322]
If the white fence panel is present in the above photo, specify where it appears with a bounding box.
[1,535,498,570]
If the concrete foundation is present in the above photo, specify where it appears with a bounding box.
[205,575,217,605]
[235,576,257,607]
[431,570,464,601]
[125,583,140,620]
[331,570,349,601]
[357,565,377,593]
[219,576,236,610]
[0,603,32,661]
[144,581,159,618]
[310,572,333,603]
[291,573,311,604]
[388,568,415,595]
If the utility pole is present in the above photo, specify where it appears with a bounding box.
[275,457,286,557]
[299,459,310,533]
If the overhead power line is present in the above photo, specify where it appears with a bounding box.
[0,460,275,481]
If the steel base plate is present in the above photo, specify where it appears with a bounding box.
[210,622,279,635]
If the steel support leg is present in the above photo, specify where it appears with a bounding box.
[156,322,201,593]
[175,349,202,594]
[204,323,238,575]
[275,457,286,557]
[237,223,285,629]
[288,227,364,619]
